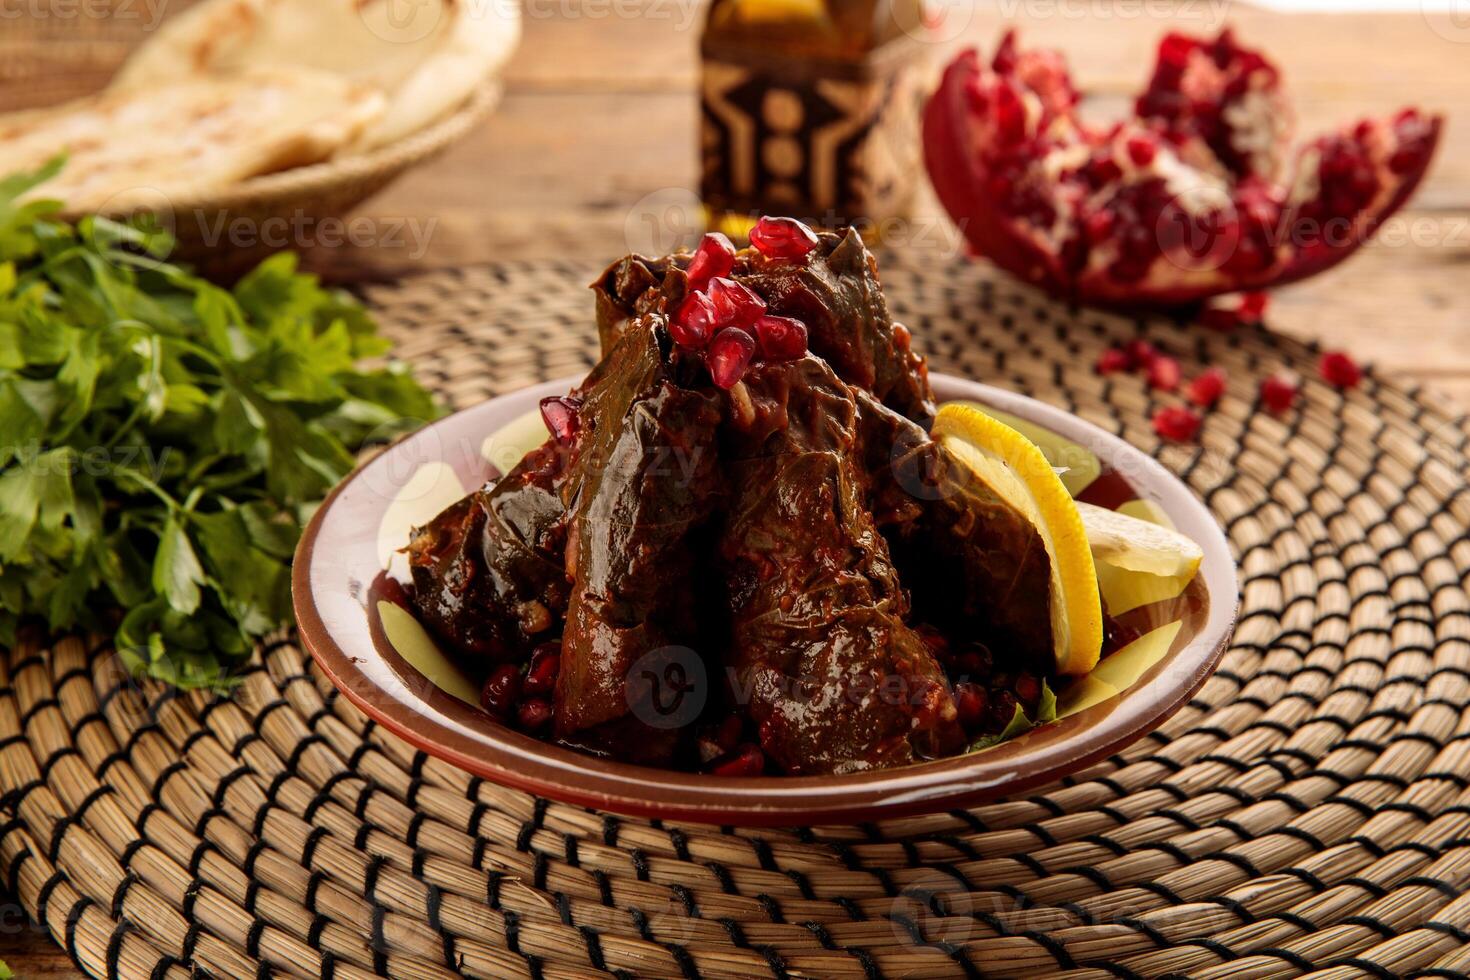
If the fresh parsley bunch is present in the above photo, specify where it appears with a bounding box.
[0,162,437,688]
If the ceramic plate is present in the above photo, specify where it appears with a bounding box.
[294,374,1237,825]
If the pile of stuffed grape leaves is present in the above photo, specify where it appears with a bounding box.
[403,218,1100,776]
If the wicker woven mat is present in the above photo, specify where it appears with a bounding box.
[3,255,1470,980]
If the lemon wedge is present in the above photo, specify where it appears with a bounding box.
[933,403,1104,675]
[1078,501,1203,578]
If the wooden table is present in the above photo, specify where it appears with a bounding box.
[3,2,1467,975]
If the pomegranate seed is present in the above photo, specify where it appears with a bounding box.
[1096,347,1131,375]
[708,743,766,777]
[753,314,808,361]
[1126,134,1157,166]
[1147,355,1182,391]
[516,698,553,732]
[707,277,767,328]
[1238,291,1269,320]
[1152,405,1202,442]
[954,682,988,730]
[748,216,818,260]
[1260,373,1299,413]
[522,643,561,697]
[1187,366,1228,407]
[672,291,719,349]
[708,327,756,389]
[480,664,521,717]
[1319,350,1362,389]
[1125,339,1159,369]
[539,396,581,445]
[684,232,736,292]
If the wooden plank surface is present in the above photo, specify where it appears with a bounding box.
[3,1,1468,975]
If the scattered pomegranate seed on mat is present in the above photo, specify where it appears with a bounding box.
[1096,347,1131,375]
[1187,367,1228,407]
[1147,355,1182,391]
[1260,373,1300,413]
[1319,350,1363,389]
[1153,405,1202,442]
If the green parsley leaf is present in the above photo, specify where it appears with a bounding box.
[0,954,14,979]
[0,162,439,690]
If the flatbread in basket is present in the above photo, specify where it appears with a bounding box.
[111,0,521,151]
[0,68,385,214]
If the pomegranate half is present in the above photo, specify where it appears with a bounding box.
[922,29,1442,307]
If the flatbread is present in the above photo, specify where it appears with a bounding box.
[0,68,385,212]
[112,0,520,151]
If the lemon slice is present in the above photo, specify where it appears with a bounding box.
[1078,501,1203,578]
[950,401,1102,497]
[933,403,1104,675]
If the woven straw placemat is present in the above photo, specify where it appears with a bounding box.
[3,255,1470,979]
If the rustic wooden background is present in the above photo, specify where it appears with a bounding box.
[2,0,1467,973]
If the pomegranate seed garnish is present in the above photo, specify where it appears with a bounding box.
[516,698,553,732]
[1187,366,1228,407]
[1238,292,1269,320]
[1126,134,1157,166]
[522,643,561,697]
[1125,339,1158,369]
[480,664,521,717]
[672,291,719,349]
[748,216,819,260]
[753,314,808,361]
[953,681,988,730]
[539,396,581,445]
[1319,350,1362,389]
[1096,347,1131,375]
[708,743,766,777]
[1147,355,1182,391]
[1260,373,1299,413]
[707,276,767,328]
[708,327,756,389]
[1152,405,1202,442]
[684,232,736,292]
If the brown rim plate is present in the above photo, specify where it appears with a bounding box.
[293,373,1238,826]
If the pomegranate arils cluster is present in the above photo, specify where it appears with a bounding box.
[481,640,563,734]
[1096,337,1229,442]
[673,221,816,389]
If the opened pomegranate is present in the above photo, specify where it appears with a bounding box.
[923,29,1441,307]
